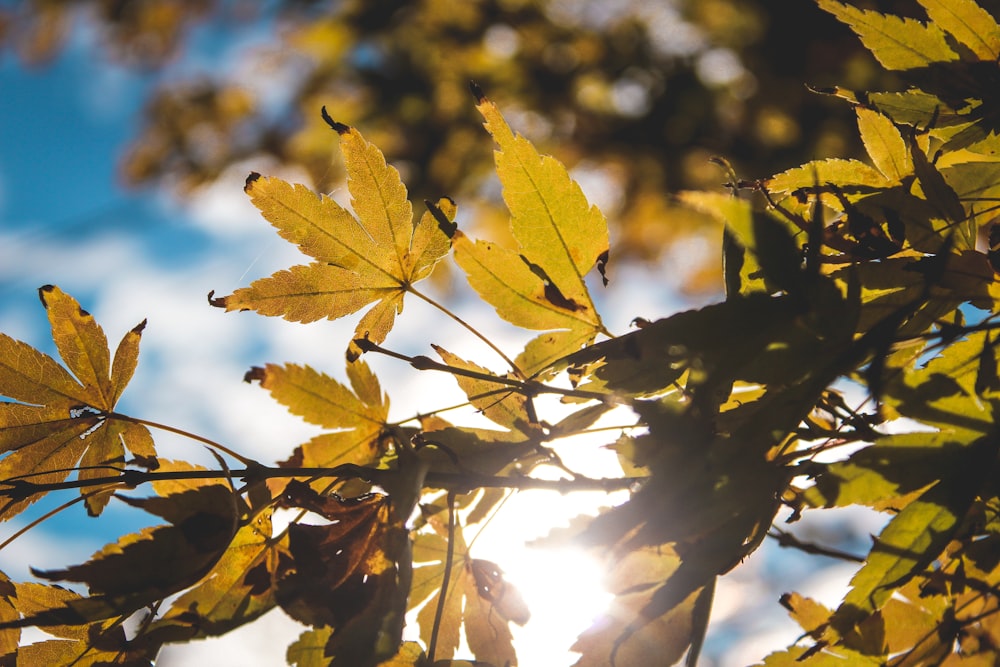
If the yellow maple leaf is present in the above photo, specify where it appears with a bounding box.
[453,88,611,376]
[145,506,285,642]
[0,286,153,517]
[212,115,455,361]
[431,344,530,432]
[0,484,239,634]
[245,360,389,474]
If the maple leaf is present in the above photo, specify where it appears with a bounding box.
[817,0,959,70]
[571,546,703,667]
[5,581,159,666]
[0,573,17,663]
[411,524,465,660]
[245,360,389,474]
[211,115,455,361]
[431,345,533,433]
[461,560,518,667]
[0,286,153,517]
[918,0,1000,61]
[831,435,998,633]
[453,87,611,376]
[142,506,285,643]
[274,480,414,667]
[287,627,334,667]
[412,518,526,666]
[0,484,239,629]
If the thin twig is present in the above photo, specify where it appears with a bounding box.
[428,491,457,661]
[357,339,624,405]
[768,527,864,563]
[407,287,526,378]
[109,412,257,465]
[0,493,88,552]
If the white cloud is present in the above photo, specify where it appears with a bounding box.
[156,608,306,666]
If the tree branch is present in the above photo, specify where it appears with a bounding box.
[355,339,625,405]
[0,464,643,499]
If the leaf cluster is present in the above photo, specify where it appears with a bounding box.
[1,0,890,291]
[5,1,1000,665]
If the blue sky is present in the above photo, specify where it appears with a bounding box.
[0,15,339,663]
[0,11,888,666]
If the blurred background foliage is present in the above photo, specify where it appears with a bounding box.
[1,0,926,293]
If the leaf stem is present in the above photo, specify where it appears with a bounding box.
[357,339,624,405]
[407,286,525,378]
[388,399,480,426]
[0,494,88,552]
[109,412,258,466]
[427,491,457,662]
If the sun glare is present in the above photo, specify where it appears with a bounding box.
[494,530,615,664]
[459,428,633,665]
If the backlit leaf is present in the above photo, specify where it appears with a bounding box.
[761,646,883,666]
[412,519,528,665]
[0,574,15,662]
[413,525,467,661]
[818,0,959,70]
[4,484,239,628]
[572,546,696,667]
[0,286,151,518]
[477,93,607,316]
[214,129,455,359]
[3,581,157,665]
[765,158,888,199]
[856,107,911,183]
[804,432,965,510]
[562,292,841,397]
[376,641,426,667]
[834,435,997,630]
[454,233,593,333]
[144,507,285,642]
[288,627,334,667]
[275,480,413,667]
[432,345,531,433]
[414,420,540,482]
[780,592,835,641]
[462,559,517,667]
[881,331,995,438]
[918,0,1000,61]
[453,92,608,374]
[881,578,950,658]
[245,361,389,471]
[679,191,766,295]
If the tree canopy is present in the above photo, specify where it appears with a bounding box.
[2,0,891,292]
[4,0,1000,665]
